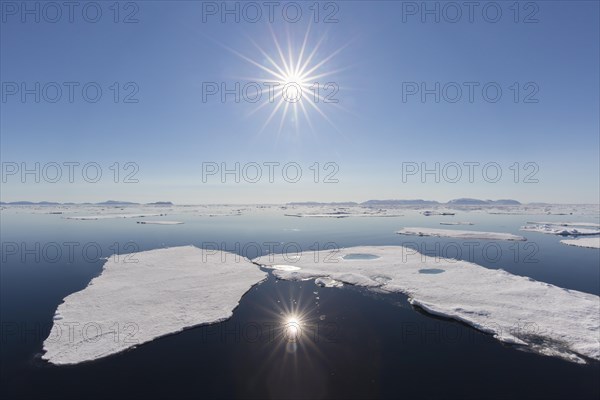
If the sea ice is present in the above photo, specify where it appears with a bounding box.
[314,277,344,287]
[64,213,165,220]
[521,224,600,236]
[560,237,600,249]
[136,221,184,225]
[284,212,403,218]
[396,227,526,241]
[42,246,267,365]
[527,221,600,228]
[422,211,455,216]
[262,264,302,271]
[253,246,599,363]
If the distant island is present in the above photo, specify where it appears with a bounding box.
[2,198,594,206]
[286,198,522,206]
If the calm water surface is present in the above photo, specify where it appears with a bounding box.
[1,209,599,399]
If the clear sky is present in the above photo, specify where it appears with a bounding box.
[1,1,599,204]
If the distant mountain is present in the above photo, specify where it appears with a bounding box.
[146,201,174,206]
[447,198,489,205]
[491,199,521,205]
[287,202,359,206]
[362,199,440,206]
[447,198,521,205]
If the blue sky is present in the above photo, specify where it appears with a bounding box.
[1,1,598,204]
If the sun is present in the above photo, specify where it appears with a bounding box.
[226,24,348,134]
[283,315,302,342]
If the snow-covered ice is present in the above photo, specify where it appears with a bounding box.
[560,237,600,249]
[262,264,302,271]
[527,221,600,228]
[254,246,599,363]
[284,212,403,218]
[42,246,267,365]
[136,220,184,225]
[314,277,344,288]
[64,213,165,220]
[396,227,526,241]
[521,224,600,236]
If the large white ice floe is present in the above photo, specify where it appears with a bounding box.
[560,237,600,249]
[42,246,266,365]
[253,246,600,363]
[396,227,526,241]
[521,224,600,236]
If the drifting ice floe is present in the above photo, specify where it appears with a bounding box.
[421,211,455,216]
[560,237,600,249]
[396,227,526,241]
[284,212,403,218]
[262,264,302,271]
[521,224,600,236]
[314,277,344,288]
[136,221,184,225]
[64,213,165,220]
[253,246,599,363]
[42,246,266,365]
[527,221,600,228]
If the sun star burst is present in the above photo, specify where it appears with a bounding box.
[229,25,348,135]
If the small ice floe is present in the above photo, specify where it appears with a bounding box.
[263,264,302,271]
[526,221,600,228]
[254,246,599,364]
[199,213,243,217]
[521,224,600,236]
[422,211,455,216]
[314,277,344,288]
[284,211,403,218]
[64,213,165,220]
[560,237,600,249]
[396,227,526,241]
[42,246,266,365]
[136,221,184,225]
[439,222,474,226]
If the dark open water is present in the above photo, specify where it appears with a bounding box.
[1,209,599,399]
